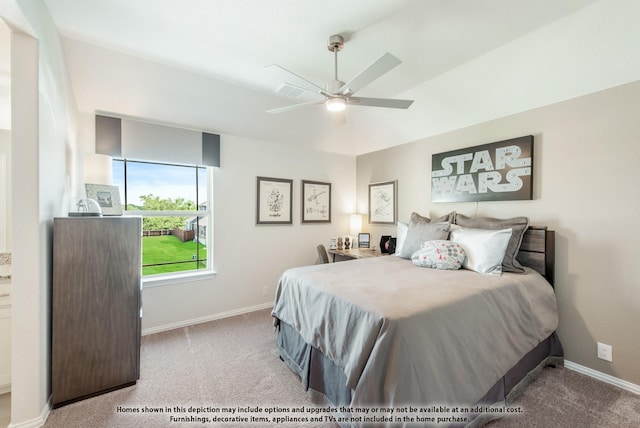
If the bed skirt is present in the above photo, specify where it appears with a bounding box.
[275,319,564,427]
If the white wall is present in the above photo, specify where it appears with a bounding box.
[0,130,10,251]
[4,1,79,426]
[73,111,356,332]
[357,80,640,387]
[141,133,355,331]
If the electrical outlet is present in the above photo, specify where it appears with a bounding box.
[262,286,269,296]
[597,342,613,362]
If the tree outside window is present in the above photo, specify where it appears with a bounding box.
[113,159,211,277]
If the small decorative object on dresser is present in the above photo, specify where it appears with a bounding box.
[85,184,122,216]
[337,237,343,250]
[68,198,102,217]
[344,236,351,250]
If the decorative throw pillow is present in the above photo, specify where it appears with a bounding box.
[411,240,466,270]
[409,211,456,225]
[398,221,451,259]
[449,224,512,275]
[454,214,529,273]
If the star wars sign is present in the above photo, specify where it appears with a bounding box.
[431,136,533,202]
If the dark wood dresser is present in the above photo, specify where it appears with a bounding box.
[51,216,142,408]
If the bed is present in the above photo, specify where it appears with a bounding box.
[272,217,563,427]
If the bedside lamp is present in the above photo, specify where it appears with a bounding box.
[350,214,362,235]
[83,153,113,185]
[350,214,363,248]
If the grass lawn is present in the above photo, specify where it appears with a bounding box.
[142,235,207,276]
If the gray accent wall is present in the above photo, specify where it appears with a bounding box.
[356,80,640,386]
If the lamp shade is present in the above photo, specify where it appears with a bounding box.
[83,153,113,185]
[350,214,363,236]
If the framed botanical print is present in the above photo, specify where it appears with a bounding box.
[256,176,293,224]
[301,180,331,223]
[368,180,396,224]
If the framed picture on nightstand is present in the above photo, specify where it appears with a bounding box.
[358,233,370,248]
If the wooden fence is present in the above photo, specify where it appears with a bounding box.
[141,228,195,242]
[172,228,195,242]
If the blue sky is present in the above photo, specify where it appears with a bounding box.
[113,160,206,207]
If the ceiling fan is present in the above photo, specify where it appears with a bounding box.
[266,34,414,114]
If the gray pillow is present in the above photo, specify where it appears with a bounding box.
[398,221,451,259]
[409,211,455,225]
[454,214,529,273]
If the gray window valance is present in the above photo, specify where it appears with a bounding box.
[95,115,220,167]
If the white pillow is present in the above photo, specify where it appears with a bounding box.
[394,222,408,256]
[449,224,512,275]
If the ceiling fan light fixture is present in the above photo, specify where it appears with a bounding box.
[266,34,413,114]
[325,97,346,112]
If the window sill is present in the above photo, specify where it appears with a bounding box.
[142,270,217,288]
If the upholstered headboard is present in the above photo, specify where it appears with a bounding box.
[517,226,555,287]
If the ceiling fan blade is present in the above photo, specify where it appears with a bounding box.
[266,64,326,94]
[266,99,323,114]
[348,97,414,109]
[337,52,401,96]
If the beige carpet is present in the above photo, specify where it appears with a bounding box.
[43,309,640,427]
[486,365,640,427]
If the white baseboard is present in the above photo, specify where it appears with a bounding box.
[141,302,273,336]
[565,360,640,395]
[0,370,10,393]
[7,399,49,428]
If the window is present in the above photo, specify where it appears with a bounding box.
[113,159,212,280]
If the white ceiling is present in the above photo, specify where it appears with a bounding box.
[10,0,603,153]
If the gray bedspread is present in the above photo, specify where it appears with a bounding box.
[272,256,558,408]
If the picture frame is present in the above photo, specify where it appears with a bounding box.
[369,180,397,224]
[431,136,533,203]
[256,176,293,225]
[358,233,371,248]
[85,183,123,216]
[301,180,331,223]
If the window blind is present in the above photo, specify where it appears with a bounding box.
[95,115,220,167]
